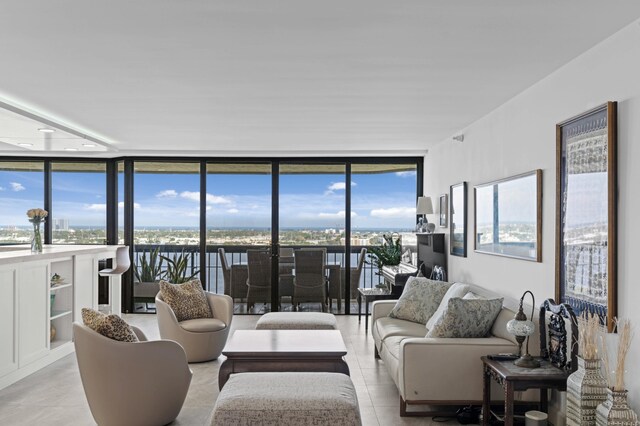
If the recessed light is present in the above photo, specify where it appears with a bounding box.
[64,147,78,151]
[82,143,96,148]
[18,143,33,147]
[38,128,56,133]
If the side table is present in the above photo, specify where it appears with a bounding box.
[357,288,395,331]
[481,356,570,426]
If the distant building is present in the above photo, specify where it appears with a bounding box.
[53,218,69,231]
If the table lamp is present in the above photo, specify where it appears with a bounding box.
[506,290,540,368]
[416,196,434,232]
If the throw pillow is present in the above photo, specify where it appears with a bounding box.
[425,282,470,330]
[81,308,139,342]
[425,297,504,338]
[388,277,451,324]
[159,279,213,322]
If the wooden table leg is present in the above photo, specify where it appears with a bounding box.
[540,388,548,413]
[364,296,370,331]
[504,381,514,426]
[482,365,491,426]
[218,359,233,390]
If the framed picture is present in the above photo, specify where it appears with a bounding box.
[449,182,467,257]
[439,194,448,227]
[474,170,542,262]
[556,102,617,330]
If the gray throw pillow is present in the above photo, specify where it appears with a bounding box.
[425,297,503,338]
[388,277,451,324]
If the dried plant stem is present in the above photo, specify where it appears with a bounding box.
[615,319,632,391]
[578,312,604,359]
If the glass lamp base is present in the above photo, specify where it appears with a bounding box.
[514,353,540,368]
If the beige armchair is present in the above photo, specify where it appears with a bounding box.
[156,292,233,362]
[73,323,192,426]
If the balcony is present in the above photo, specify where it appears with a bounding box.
[132,244,385,314]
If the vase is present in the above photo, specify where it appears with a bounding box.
[31,222,43,253]
[596,388,638,426]
[566,357,608,426]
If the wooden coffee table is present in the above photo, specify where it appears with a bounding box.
[218,330,349,389]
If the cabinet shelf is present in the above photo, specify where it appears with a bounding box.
[50,310,72,320]
[50,283,72,291]
[50,339,72,350]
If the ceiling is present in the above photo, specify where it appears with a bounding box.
[0,1,639,158]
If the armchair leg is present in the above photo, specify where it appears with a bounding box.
[374,345,380,359]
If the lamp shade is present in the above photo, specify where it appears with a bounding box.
[506,318,535,337]
[416,196,434,215]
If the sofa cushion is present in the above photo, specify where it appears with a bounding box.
[159,279,213,322]
[425,282,470,330]
[180,318,227,333]
[388,277,451,324]
[374,316,428,342]
[381,335,407,362]
[426,297,504,338]
[81,308,139,342]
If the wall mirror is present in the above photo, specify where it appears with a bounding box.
[474,170,542,261]
[449,182,467,257]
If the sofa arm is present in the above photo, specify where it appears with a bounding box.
[371,300,398,324]
[397,336,518,402]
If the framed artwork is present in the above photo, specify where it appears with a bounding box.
[474,170,542,262]
[439,194,448,227]
[449,182,467,257]
[556,102,617,330]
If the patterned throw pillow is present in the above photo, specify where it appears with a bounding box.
[81,308,139,342]
[425,282,470,330]
[159,279,213,322]
[388,277,451,324]
[425,297,504,338]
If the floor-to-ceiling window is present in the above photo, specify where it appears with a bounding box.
[351,163,418,289]
[51,162,107,244]
[132,162,200,311]
[117,161,125,245]
[206,163,272,308]
[0,161,45,244]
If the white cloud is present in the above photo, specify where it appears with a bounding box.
[227,208,239,214]
[118,201,141,209]
[179,191,231,205]
[370,207,416,219]
[84,203,106,211]
[325,181,357,195]
[318,210,357,219]
[10,182,25,192]
[0,186,4,191]
[156,189,177,198]
[395,171,417,178]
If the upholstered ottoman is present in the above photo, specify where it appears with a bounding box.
[255,312,338,330]
[209,372,361,426]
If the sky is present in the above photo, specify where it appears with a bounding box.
[1,167,418,230]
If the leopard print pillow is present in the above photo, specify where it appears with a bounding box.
[81,308,139,343]
[159,279,213,322]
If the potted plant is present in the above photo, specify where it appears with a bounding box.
[367,234,402,289]
[133,247,164,305]
[161,250,200,284]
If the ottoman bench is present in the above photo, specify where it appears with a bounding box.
[255,312,338,330]
[209,372,362,426]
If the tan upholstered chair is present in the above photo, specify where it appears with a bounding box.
[73,323,192,426]
[156,292,233,362]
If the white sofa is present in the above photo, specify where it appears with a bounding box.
[371,282,539,416]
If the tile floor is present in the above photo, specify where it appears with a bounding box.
[0,315,457,425]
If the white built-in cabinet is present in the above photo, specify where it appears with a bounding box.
[0,245,122,390]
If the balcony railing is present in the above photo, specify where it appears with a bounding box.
[133,244,384,296]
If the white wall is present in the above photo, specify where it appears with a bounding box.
[424,19,640,411]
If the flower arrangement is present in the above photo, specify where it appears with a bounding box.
[577,312,606,359]
[27,208,48,223]
[26,208,48,253]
